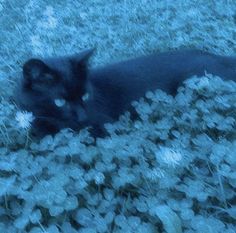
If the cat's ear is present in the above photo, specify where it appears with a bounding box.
[70,48,95,66]
[69,48,95,93]
[23,59,49,80]
[22,59,54,87]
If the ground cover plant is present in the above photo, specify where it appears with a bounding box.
[0,0,236,232]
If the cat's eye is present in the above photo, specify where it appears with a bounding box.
[54,98,66,107]
[82,92,90,101]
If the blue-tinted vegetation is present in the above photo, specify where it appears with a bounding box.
[0,0,236,232]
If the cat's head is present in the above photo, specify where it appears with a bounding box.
[16,48,94,137]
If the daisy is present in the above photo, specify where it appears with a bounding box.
[15,111,35,130]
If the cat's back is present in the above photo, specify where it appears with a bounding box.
[90,49,236,94]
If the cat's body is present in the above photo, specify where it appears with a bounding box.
[16,49,236,137]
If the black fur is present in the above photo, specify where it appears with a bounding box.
[16,49,236,137]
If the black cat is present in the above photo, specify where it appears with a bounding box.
[16,49,236,137]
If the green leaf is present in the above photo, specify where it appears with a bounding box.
[150,205,182,233]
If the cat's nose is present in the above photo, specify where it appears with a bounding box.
[67,104,87,123]
[76,107,87,123]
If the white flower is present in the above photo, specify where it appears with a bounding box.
[44,5,54,17]
[94,172,105,185]
[15,111,35,129]
[38,5,58,29]
[158,147,183,167]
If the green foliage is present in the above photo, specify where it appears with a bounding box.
[0,75,236,233]
[1,0,236,232]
